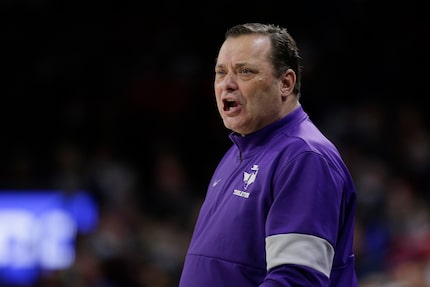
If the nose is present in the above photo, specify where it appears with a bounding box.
[219,73,238,91]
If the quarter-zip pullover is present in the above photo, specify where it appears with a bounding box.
[179,105,358,287]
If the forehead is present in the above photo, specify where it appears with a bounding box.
[217,34,271,64]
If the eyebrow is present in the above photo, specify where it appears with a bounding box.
[215,62,249,69]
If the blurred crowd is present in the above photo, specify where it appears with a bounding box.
[2,0,429,286]
[322,102,430,287]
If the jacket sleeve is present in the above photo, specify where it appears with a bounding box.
[260,151,345,286]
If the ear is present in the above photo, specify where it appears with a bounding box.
[280,69,296,100]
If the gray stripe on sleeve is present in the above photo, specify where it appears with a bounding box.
[265,233,334,277]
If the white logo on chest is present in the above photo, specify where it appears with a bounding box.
[233,164,259,199]
[243,164,259,190]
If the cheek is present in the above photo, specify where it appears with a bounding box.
[214,83,223,99]
[214,93,224,111]
[251,86,281,112]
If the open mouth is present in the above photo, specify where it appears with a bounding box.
[223,99,238,111]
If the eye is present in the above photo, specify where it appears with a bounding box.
[215,69,226,77]
[239,68,250,75]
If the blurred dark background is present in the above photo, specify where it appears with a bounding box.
[1,1,429,286]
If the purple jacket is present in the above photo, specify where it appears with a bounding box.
[179,105,358,287]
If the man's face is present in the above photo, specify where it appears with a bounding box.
[214,34,285,135]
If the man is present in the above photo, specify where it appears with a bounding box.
[179,23,358,287]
